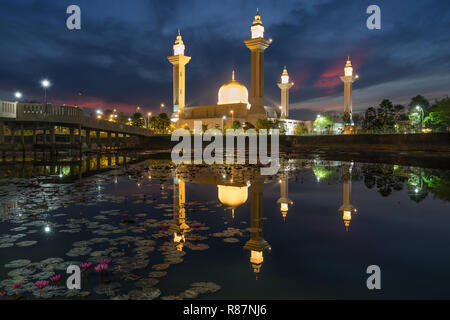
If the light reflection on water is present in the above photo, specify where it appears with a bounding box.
[0,155,449,299]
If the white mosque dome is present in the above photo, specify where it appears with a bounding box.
[218,71,249,105]
[217,185,248,208]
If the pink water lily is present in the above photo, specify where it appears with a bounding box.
[0,292,6,297]
[35,280,49,289]
[80,262,92,270]
[100,259,111,265]
[12,283,22,289]
[94,263,108,272]
[35,280,49,297]
[50,274,61,284]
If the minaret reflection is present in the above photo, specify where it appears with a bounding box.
[171,176,190,251]
[338,162,357,231]
[243,174,271,279]
[277,170,293,221]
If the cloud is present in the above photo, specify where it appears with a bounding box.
[0,0,449,117]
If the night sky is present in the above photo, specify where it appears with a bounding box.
[0,0,449,120]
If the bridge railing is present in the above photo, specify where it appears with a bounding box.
[12,102,151,136]
[16,103,84,124]
[0,100,18,119]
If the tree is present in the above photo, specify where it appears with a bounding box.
[362,107,378,132]
[294,122,308,135]
[313,115,333,134]
[424,97,450,132]
[131,112,145,128]
[255,119,275,131]
[408,95,430,113]
[158,113,171,133]
[377,99,397,132]
[352,113,364,129]
[232,120,241,130]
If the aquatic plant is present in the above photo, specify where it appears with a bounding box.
[50,274,61,285]
[12,283,21,295]
[35,280,49,297]
[80,262,92,270]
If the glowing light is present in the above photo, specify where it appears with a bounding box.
[44,225,51,233]
[251,9,265,39]
[41,79,50,88]
[280,203,289,212]
[250,250,263,265]
[15,91,22,99]
[173,30,185,55]
[218,71,248,105]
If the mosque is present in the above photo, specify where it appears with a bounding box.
[167,9,312,135]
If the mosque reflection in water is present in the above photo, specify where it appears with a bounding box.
[172,164,272,276]
[170,160,361,277]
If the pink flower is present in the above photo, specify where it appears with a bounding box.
[35,280,49,289]
[50,274,61,283]
[12,283,22,289]
[94,263,108,272]
[0,292,6,296]
[80,262,92,269]
[100,259,111,265]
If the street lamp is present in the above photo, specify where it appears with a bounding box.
[230,110,234,127]
[416,106,424,133]
[222,115,227,130]
[14,91,22,101]
[41,79,51,105]
[160,103,165,113]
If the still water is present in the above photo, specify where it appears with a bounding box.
[0,154,449,299]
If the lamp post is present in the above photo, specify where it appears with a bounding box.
[222,115,227,131]
[41,79,50,105]
[230,110,234,128]
[160,103,165,114]
[416,106,424,133]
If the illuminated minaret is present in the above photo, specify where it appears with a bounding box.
[277,67,294,119]
[244,9,272,120]
[340,57,359,133]
[244,176,270,278]
[277,170,293,221]
[171,176,189,251]
[168,29,191,120]
[338,163,357,231]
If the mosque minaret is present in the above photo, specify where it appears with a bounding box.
[169,10,312,134]
[277,67,294,119]
[338,162,358,231]
[277,170,293,221]
[168,29,191,120]
[340,57,359,134]
[171,176,189,251]
[244,8,272,121]
[244,175,270,278]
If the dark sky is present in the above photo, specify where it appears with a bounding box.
[0,0,449,120]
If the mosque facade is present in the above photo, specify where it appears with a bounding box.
[167,10,313,135]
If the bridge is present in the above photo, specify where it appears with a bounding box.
[0,100,151,154]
